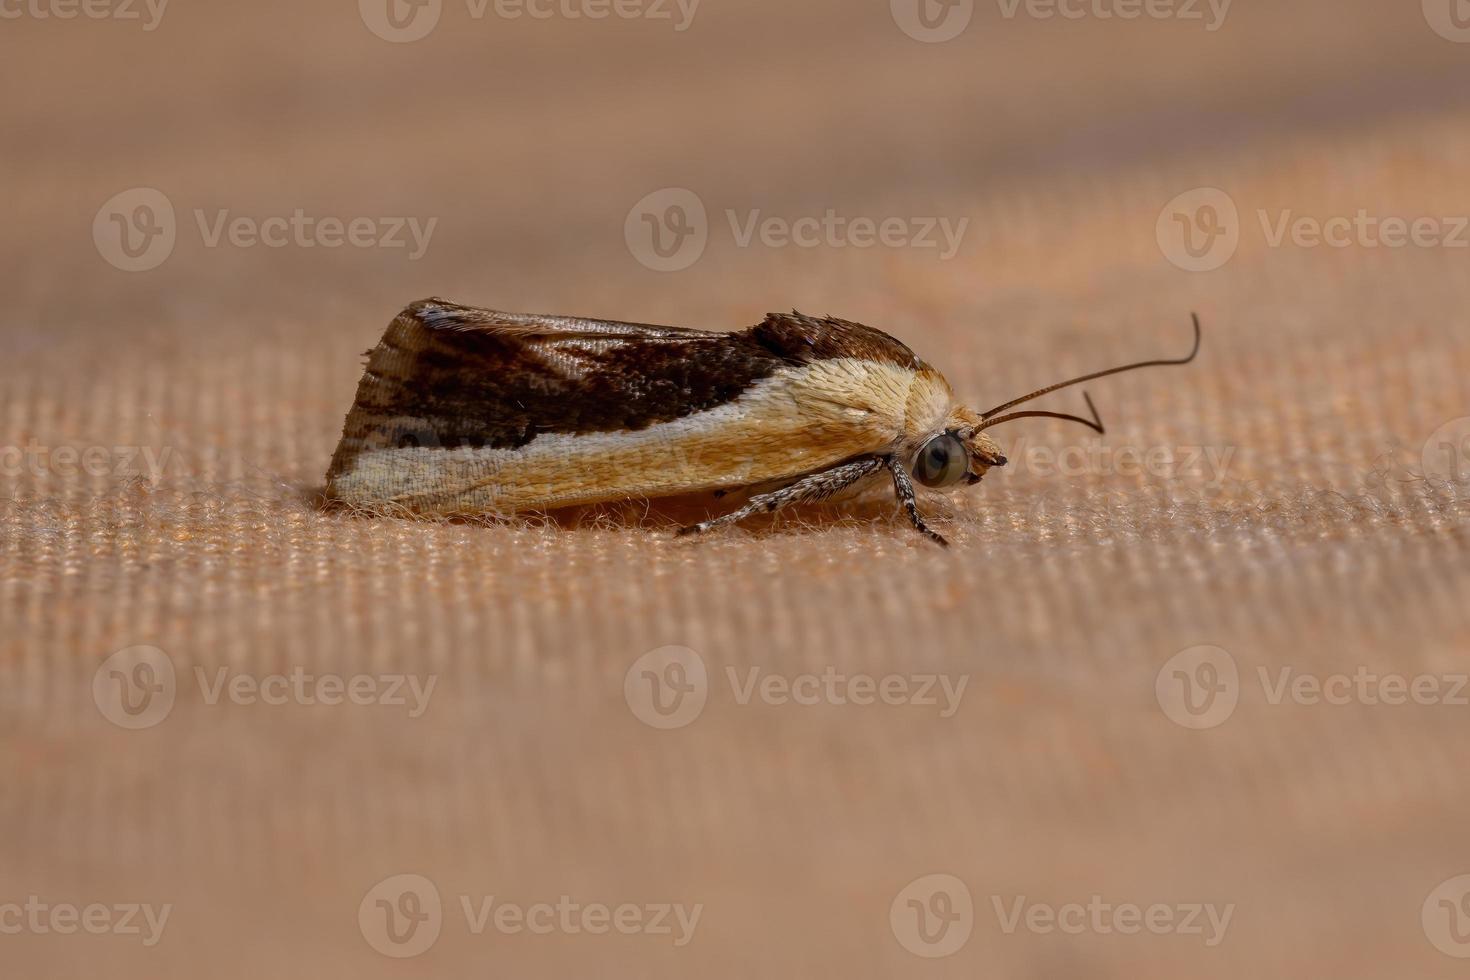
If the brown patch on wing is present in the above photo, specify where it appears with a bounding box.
[752,311,924,370]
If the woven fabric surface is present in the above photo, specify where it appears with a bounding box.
[4,1,1470,976]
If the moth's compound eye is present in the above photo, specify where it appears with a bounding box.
[913,434,969,488]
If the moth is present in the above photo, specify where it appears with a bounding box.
[326,299,1200,545]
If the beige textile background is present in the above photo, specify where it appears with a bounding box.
[4,1,1470,976]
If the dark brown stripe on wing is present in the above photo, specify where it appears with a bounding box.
[752,311,923,370]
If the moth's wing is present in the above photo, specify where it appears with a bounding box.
[408,298,720,342]
[326,300,920,514]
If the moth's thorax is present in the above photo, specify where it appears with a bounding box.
[900,365,958,451]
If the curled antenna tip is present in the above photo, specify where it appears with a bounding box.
[1186,313,1203,361]
[1083,391,1105,435]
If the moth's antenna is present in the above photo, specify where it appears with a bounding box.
[978,314,1202,428]
[980,392,1105,434]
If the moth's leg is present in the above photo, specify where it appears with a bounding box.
[882,455,949,547]
[677,457,885,537]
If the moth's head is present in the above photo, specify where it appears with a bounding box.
[909,406,1007,490]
